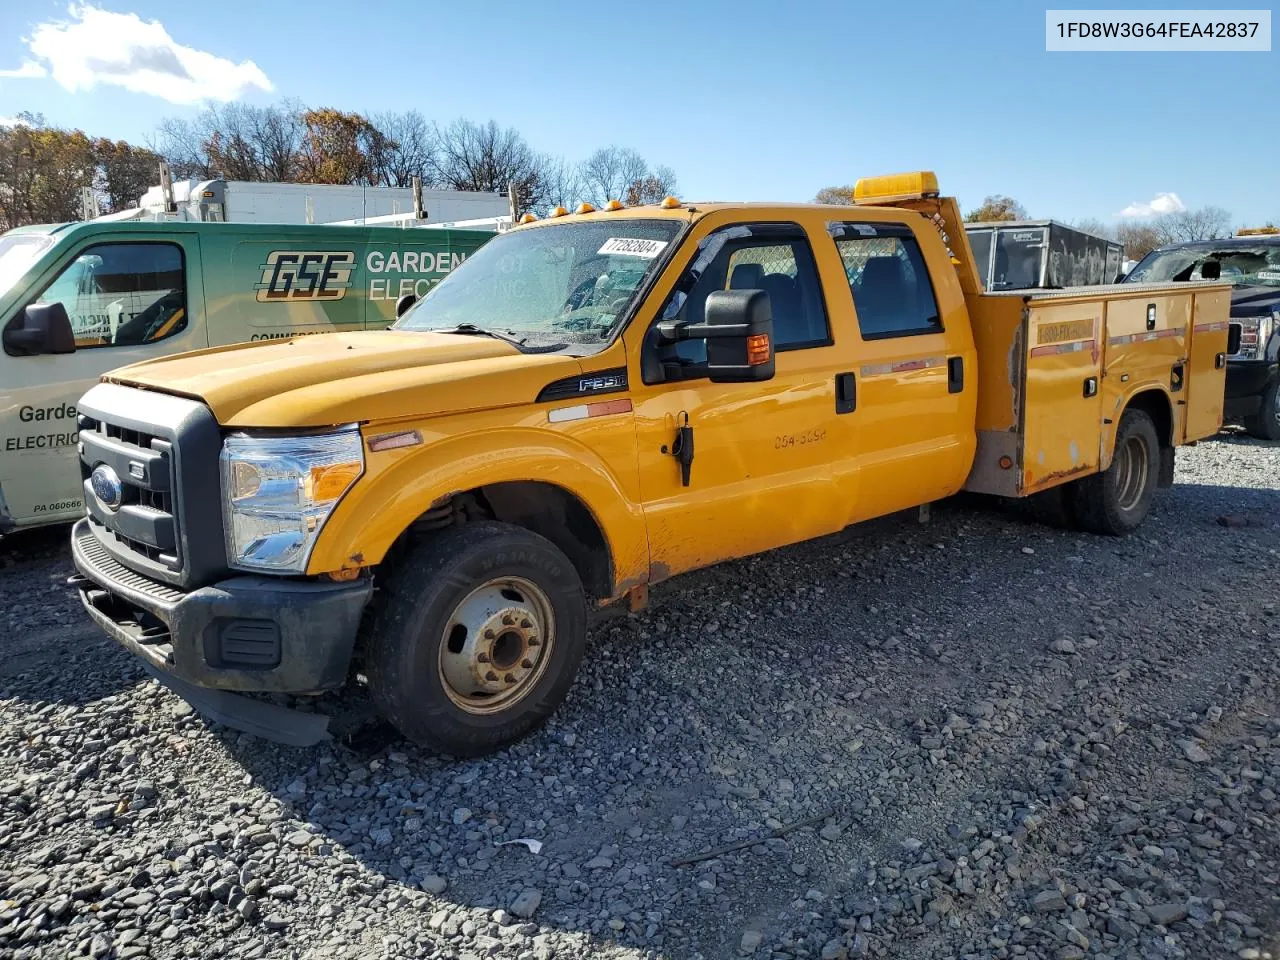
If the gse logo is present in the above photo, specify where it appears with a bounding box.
[256,251,356,302]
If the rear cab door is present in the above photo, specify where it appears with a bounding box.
[0,227,206,529]
[823,214,977,521]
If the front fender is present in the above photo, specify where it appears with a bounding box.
[307,427,649,596]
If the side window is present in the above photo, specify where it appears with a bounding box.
[657,227,829,367]
[33,243,186,349]
[834,225,941,338]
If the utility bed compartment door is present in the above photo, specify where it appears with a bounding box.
[1021,301,1103,491]
[1184,287,1231,442]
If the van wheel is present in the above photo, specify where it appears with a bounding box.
[364,521,588,757]
[1243,379,1280,441]
[1069,409,1160,535]
[1025,485,1079,529]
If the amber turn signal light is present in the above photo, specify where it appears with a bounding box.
[746,333,771,366]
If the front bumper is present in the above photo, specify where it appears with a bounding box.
[71,518,371,745]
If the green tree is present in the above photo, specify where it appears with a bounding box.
[296,108,396,186]
[964,195,1027,222]
[814,185,855,205]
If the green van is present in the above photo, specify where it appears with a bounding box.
[0,219,494,534]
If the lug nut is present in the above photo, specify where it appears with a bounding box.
[502,614,515,626]
[477,652,490,663]
[485,671,498,682]
[504,673,516,684]
[483,629,495,639]
[520,619,532,629]
[521,659,533,669]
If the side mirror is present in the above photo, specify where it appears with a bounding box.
[656,289,775,383]
[394,293,418,319]
[1200,261,1221,280]
[3,302,76,356]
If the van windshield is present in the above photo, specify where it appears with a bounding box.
[0,234,55,301]
[394,219,682,351]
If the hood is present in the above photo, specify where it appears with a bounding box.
[107,331,585,427]
[1230,284,1280,317]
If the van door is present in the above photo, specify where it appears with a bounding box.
[210,238,366,346]
[0,236,206,531]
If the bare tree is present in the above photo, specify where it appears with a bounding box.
[370,110,436,188]
[434,119,544,212]
[578,147,649,206]
[537,154,583,210]
[625,165,679,205]
[1156,206,1232,242]
[1069,217,1115,240]
[153,101,304,181]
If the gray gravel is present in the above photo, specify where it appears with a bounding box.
[1,431,1278,960]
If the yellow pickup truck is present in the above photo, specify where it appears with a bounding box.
[69,172,1232,755]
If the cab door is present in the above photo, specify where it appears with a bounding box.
[0,235,206,530]
[624,216,862,579]
[824,219,977,521]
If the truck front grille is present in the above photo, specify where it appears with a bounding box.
[76,382,227,590]
[79,414,181,571]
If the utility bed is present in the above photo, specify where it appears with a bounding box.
[964,280,1233,497]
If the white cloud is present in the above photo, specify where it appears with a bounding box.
[1117,192,1187,219]
[3,4,272,104]
[0,61,48,79]
[0,116,33,127]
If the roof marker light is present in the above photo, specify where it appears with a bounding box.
[575,202,596,214]
[604,199,625,211]
[660,196,681,209]
[518,212,538,224]
[548,206,568,218]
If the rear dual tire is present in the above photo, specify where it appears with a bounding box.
[1067,409,1160,536]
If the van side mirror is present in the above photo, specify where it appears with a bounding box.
[3,303,76,356]
[656,289,776,383]
[394,293,418,319]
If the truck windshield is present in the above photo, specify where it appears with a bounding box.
[395,219,682,350]
[1125,243,1280,287]
[0,234,55,301]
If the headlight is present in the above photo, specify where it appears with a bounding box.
[1237,313,1276,359]
[220,426,364,573]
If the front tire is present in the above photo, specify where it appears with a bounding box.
[1243,379,1280,441]
[1068,409,1160,535]
[364,521,588,757]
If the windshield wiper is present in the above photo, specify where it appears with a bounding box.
[435,323,528,347]
[433,323,569,353]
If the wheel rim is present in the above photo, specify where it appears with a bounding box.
[437,576,555,715]
[1272,386,1280,428]
[1114,433,1150,512]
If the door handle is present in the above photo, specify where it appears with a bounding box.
[835,372,856,414]
[947,356,964,394]
[1215,352,1226,369]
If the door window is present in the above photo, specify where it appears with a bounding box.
[833,224,942,338]
[655,226,830,370]
[32,242,186,348]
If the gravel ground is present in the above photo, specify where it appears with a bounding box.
[1,432,1277,960]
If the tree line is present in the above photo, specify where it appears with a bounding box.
[813,185,1237,260]
[0,102,680,232]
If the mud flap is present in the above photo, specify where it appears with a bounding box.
[1158,447,1175,488]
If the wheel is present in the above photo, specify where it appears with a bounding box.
[1243,379,1280,441]
[1068,409,1160,535]
[364,521,588,757]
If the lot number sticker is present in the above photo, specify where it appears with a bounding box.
[598,238,668,258]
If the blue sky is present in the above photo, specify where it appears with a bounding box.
[0,0,1276,225]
